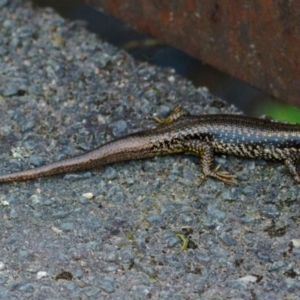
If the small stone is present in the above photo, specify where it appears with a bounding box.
[9,208,18,219]
[29,194,42,205]
[18,283,35,292]
[0,287,8,299]
[285,278,300,291]
[29,155,46,167]
[37,271,48,280]
[79,197,89,205]
[257,251,270,262]
[111,120,128,137]
[242,186,256,197]
[1,84,18,96]
[60,222,75,231]
[28,85,44,95]
[10,37,20,49]
[98,276,115,293]
[240,215,255,224]
[194,251,211,263]
[227,280,246,289]
[51,226,63,235]
[0,0,8,9]
[113,191,125,203]
[168,75,175,82]
[3,19,13,28]
[64,172,92,180]
[180,214,193,225]
[18,25,34,38]
[74,268,84,279]
[82,192,94,199]
[207,205,226,221]
[220,232,237,246]
[260,205,280,218]
[292,248,300,255]
[102,248,117,262]
[21,119,36,132]
[146,213,162,224]
[220,191,235,201]
[0,200,9,206]
[237,275,257,284]
[52,210,70,219]
[291,239,300,248]
[84,287,100,297]
[125,177,135,185]
[0,263,5,271]
[269,261,285,271]
[163,231,181,248]
[103,167,118,179]
[0,276,8,285]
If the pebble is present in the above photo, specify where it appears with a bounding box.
[110,120,128,137]
[17,283,35,293]
[0,275,7,284]
[163,231,181,248]
[220,232,237,246]
[82,192,94,199]
[9,208,18,219]
[207,205,226,221]
[291,239,300,248]
[269,261,285,271]
[260,204,280,218]
[237,275,257,284]
[103,167,118,179]
[83,287,101,297]
[0,261,5,272]
[29,155,46,167]
[98,276,115,293]
[146,213,163,224]
[36,271,48,280]
[0,287,8,299]
[0,0,8,9]
[60,222,75,231]
[1,84,18,97]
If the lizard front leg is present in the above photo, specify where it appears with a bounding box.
[153,104,188,124]
[284,157,300,183]
[182,140,237,184]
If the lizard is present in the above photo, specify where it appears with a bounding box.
[0,105,299,184]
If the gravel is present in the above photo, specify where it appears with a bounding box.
[0,1,299,299]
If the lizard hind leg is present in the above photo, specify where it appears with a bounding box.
[153,104,188,125]
[284,157,300,183]
[183,140,237,184]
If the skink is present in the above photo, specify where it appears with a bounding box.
[0,105,299,184]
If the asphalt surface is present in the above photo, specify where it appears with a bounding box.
[0,1,299,299]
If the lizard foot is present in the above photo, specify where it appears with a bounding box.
[153,104,184,124]
[204,165,237,184]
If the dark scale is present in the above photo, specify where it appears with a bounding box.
[0,105,300,184]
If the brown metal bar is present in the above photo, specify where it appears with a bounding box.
[86,0,300,107]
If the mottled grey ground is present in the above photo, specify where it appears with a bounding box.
[0,1,300,299]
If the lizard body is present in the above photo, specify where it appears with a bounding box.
[0,105,300,184]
